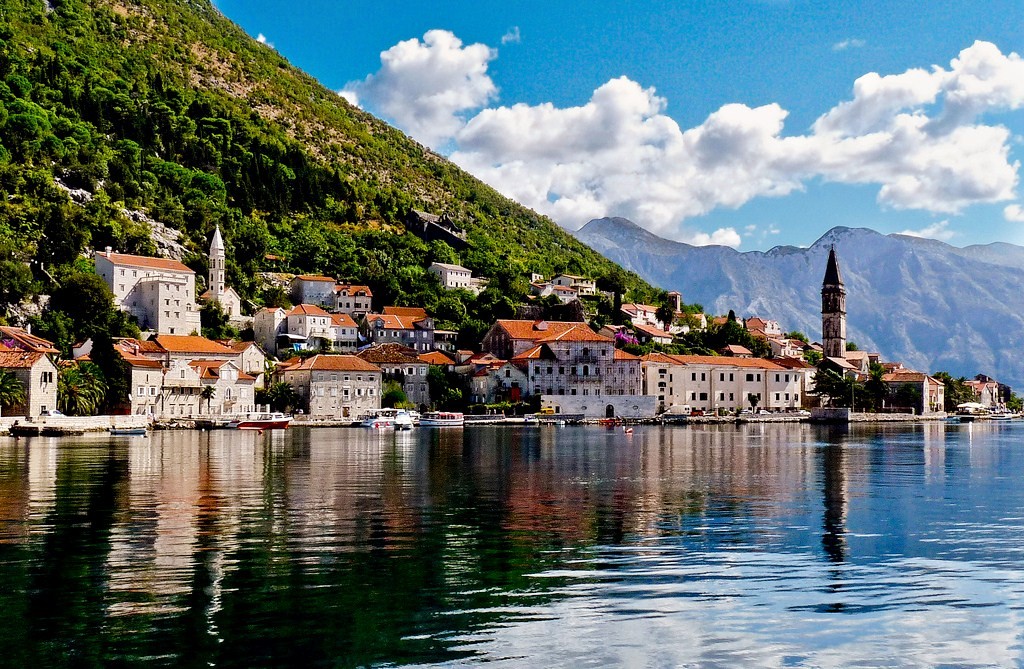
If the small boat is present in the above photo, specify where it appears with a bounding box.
[991,412,1013,421]
[359,408,405,429]
[420,411,465,427]
[229,413,292,430]
[109,427,149,436]
[622,426,634,435]
[394,410,414,430]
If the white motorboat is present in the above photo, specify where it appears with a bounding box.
[419,411,464,427]
[359,408,415,429]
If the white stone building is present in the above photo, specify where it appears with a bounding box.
[641,353,807,414]
[0,350,58,417]
[95,250,202,335]
[334,284,373,317]
[289,275,336,308]
[551,274,597,297]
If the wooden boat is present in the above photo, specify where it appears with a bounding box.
[419,411,465,427]
[229,413,292,430]
[109,427,149,436]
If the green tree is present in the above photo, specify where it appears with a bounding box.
[747,393,760,411]
[813,368,864,408]
[0,370,26,415]
[428,365,464,410]
[200,385,216,413]
[846,341,860,352]
[57,361,107,416]
[655,301,675,331]
[863,362,888,412]
[200,300,236,340]
[804,350,823,365]
[933,371,975,412]
[381,380,410,408]
[786,330,809,343]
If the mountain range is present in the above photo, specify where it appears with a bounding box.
[576,217,1024,388]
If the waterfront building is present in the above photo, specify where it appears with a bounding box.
[114,339,166,416]
[481,320,586,360]
[510,323,643,398]
[356,343,431,409]
[641,353,807,414]
[95,249,201,335]
[881,371,946,414]
[470,360,529,404]
[217,340,269,383]
[821,246,847,359]
[0,350,58,417]
[278,354,382,419]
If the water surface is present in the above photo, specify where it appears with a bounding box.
[0,421,1021,667]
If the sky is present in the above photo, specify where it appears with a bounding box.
[213,0,1024,251]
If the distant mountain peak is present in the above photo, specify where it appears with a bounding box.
[575,216,1024,387]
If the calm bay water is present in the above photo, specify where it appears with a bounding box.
[1,422,1023,667]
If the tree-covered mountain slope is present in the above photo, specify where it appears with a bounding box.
[0,0,659,346]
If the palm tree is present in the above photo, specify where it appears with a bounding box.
[200,386,216,414]
[57,362,107,416]
[0,370,26,416]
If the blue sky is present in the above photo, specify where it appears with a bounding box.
[214,0,1024,250]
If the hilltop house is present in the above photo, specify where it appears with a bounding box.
[289,275,336,308]
[95,249,201,335]
[334,284,373,317]
[551,274,597,297]
[429,262,488,295]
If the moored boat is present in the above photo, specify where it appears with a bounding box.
[229,413,292,430]
[109,427,149,436]
[359,408,409,429]
[420,411,464,427]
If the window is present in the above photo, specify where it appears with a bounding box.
[746,373,754,382]
[720,373,725,381]
[775,393,780,401]
[719,392,725,401]
[700,372,706,381]
[776,374,780,382]
[729,373,734,381]
[690,392,697,400]
[138,386,145,396]
[729,393,734,401]
[699,392,708,401]
[691,372,697,381]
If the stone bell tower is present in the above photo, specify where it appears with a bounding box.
[821,245,846,359]
[209,224,226,300]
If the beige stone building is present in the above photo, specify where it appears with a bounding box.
[95,250,202,335]
[334,284,373,317]
[641,353,807,414]
[356,343,430,408]
[0,350,58,417]
[279,355,382,419]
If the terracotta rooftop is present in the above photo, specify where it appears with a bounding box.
[152,335,235,355]
[0,326,60,354]
[287,354,382,372]
[293,275,335,283]
[882,371,934,383]
[114,339,165,368]
[633,323,672,338]
[331,313,358,328]
[98,251,193,274]
[613,349,641,361]
[382,306,429,319]
[0,350,47,369]
[365,314,428,330]
[493,320,586,341]
[357,343,421,364]
[189,359,256,382]
[536,324,610,343]
[419,351,456,365]
[287,304,330,317]
[335,284,373,296]
[645,354,786,370]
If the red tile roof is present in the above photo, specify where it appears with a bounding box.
[356,343,421,364]
[152,335,235,355]
[293,275,335,282]
[383,306,428,319]
[494,320,587,341]
[99,252,193,274]
[644,354,786,370]
[287,354,382,372]
[0,350,48,369]
[614,349,640,360]
[536,324,610,343]
[419,351,456,365]
[330,313,358,328]
[335,284,373,296]
[0,326,60,354]
[365,314,426,330]
[287,304,330,317]
[633,323,672,338]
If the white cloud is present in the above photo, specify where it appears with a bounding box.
[341,30,497,148]
[501,26,521,45]
[833,38,866,51]
[898,220,956,241]
[350,38,1024,244]
[256,33,274,49]
[1005,204,1024,222]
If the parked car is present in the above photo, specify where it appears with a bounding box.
[757,409,770,416]
[738,409,752,416]
[40,409,64,417]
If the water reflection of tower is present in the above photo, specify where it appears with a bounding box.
[821,443,848,563]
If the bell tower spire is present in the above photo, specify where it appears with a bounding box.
[821,245,847,359]
[209,224,225,301]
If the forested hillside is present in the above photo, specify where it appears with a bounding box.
[0,0,659,348]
